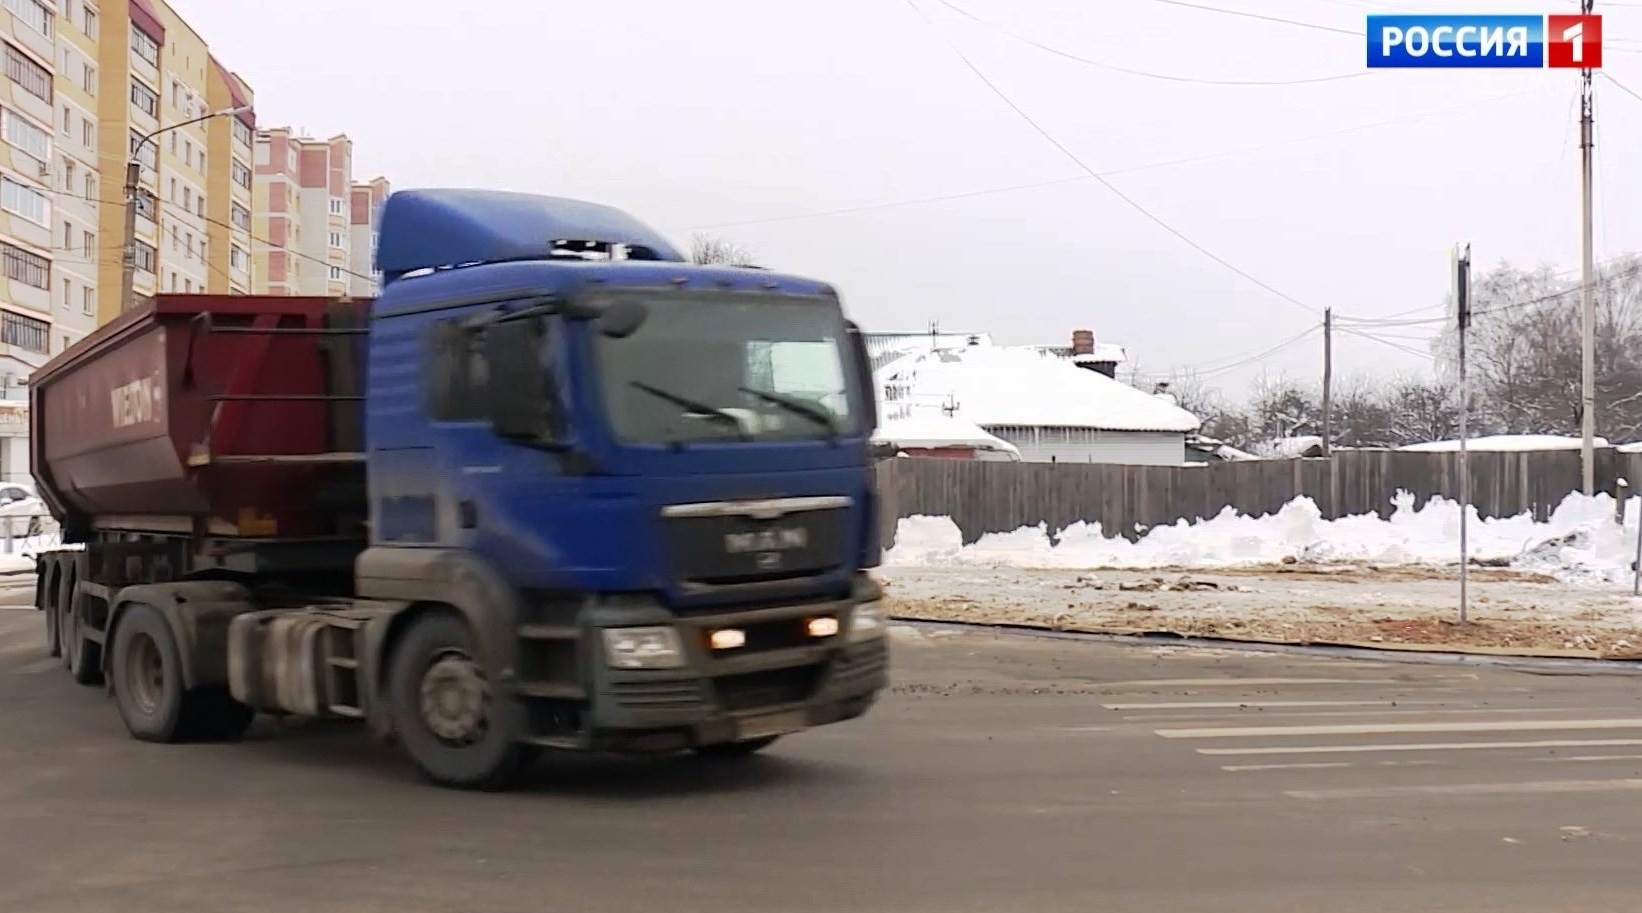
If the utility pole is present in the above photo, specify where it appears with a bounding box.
[121,106,251,313]
[1320,307,1333,456]
[1454,243,1472,624]
[1579,0,1597,495]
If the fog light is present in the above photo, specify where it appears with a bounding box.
[806,616,840,638]
[709,628,747,650]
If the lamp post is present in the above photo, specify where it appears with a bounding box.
[121,105,251,312]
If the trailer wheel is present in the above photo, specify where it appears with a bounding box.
[693,736,781,759]
[60,567,102,686]
[111,604,189,742]
[386,612,536,790]
[42,561,59,658]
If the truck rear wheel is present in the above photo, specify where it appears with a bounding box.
[386,612,536,790]
[60,567,102,686]
[42,562,59,658]
[110,604,256,743]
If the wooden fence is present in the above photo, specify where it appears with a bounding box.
[874,448,1642,546]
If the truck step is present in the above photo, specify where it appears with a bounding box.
[326,704,366,719]
[326,657,359,670]
[515,681,585,700]
[517,623,578,640]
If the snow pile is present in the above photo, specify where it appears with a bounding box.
[1399,434,1610,453]
[884,491,1642,584]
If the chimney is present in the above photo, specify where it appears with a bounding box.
[1071,329,1095,356]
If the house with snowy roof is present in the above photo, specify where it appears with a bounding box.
[872,335,1200,466]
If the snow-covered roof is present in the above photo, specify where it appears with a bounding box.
[1260,436,1325,458]
[1399,434,1611,453]
[876,344,1200,433]
[864,332,992,360]
[872,413,1021,457]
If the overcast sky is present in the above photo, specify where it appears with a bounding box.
[169,0,1642,396]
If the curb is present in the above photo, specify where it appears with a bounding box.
[889,615,1642,676]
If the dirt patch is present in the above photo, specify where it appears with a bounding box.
[877,564,1642,659]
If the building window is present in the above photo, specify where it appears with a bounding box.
[60,276,71,309]
[58,104,67,135]
[230,159,251,189]
[134,239,155,274]
[129,130,157,171]
[133,187,155,221]
[330,266,343,281]
[185,231,193,258]
[82,230,93,259]
[1,310,48,353]
[232,118,251,148]
[1,176,49,226]
[81,63,95,96]
[61,219,70,249]
[83,7,97,40]
[83,171,95,201]
[129,78,158,117]
[1,241,48,289]
[230,202,250,231]
[182,186,191,210]
[61,158,73,192]
[130,24,158,66]
[3,0,52,38]
[81,116,93,150]
[5,42,51,102]
[330,198,345,215]
[1,108,50,162]
[198,150,204,174]
[329,231,343,248]
[82,285,93,315]
[230,245,247,272]
[195,195,203,217]
[184,277,192,293]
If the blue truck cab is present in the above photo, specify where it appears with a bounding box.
[350,189,889,784]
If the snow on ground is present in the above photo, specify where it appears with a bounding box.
[880,492,1642,655]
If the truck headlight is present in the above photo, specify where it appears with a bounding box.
[849,601,887,643]
[602,626,686,669]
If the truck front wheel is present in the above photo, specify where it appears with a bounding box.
[386,612,536,790]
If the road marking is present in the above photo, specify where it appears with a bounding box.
[9,655,56,675]
[1220,762,1353,772]
[1285,778,1642,800]
[1105,700,1447,711]
[1198,738,1642,756]
[1099,677,1412,688]
[1528,754,1642,763]
[1123,706,1611,723]
[1157,718,1642,739]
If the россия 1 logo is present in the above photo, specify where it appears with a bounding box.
[1367,14,1602,68]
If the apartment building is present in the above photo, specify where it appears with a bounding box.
[204,55,251,294]
[348,176,387,297]
[255,129,387,297]
[55,0,101,351]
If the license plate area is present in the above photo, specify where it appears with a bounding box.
[734,708,809,741]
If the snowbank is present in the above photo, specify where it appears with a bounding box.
[884,491,1642,585]
[1399,434,1609,453]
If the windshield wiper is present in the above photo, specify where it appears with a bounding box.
[738,385,839,444]
[629,382,752,441]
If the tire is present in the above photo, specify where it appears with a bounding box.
[693,736,781,758]
[110,604,189,742]
[386,611,536,790]
[42,562,59,659]
[61,566,102,686]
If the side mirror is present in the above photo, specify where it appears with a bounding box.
[484,318,560,441]
[595,299,648,338]
[845,320,878,435]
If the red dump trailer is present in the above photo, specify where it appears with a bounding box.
[31,294,370,684]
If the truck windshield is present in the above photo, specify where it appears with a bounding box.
[591,290,860,445]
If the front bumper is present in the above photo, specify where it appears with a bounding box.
[520,575,889,753]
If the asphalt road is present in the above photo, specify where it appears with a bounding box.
[5,592,1642,913]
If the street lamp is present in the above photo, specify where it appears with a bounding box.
[120,105,252,313]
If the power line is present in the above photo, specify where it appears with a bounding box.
[1147,323,1323,380]
[1142,0,1362,36]
[1600,70,1642,106]
[935,0,1369,86]
[1339,326,1433,360]
[901,0,1322,317]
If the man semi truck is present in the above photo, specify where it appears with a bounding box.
[27,188,888,789]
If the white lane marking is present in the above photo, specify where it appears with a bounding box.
[9,655,56,675]
[1198,738,1642,757]
[1098,677,1412,688]
[1220,762,1353,772]
[1105,700,1446,711]
[1043,726,1114,733]
[1286,778,1642,800]
[1123,707,1609,723]
[1528,754,1642,763]
[1158,718,1642,739]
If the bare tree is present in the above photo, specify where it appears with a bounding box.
[689,233,756,267]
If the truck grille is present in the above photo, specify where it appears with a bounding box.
[712,665,823,712]
[663,507,847,586]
